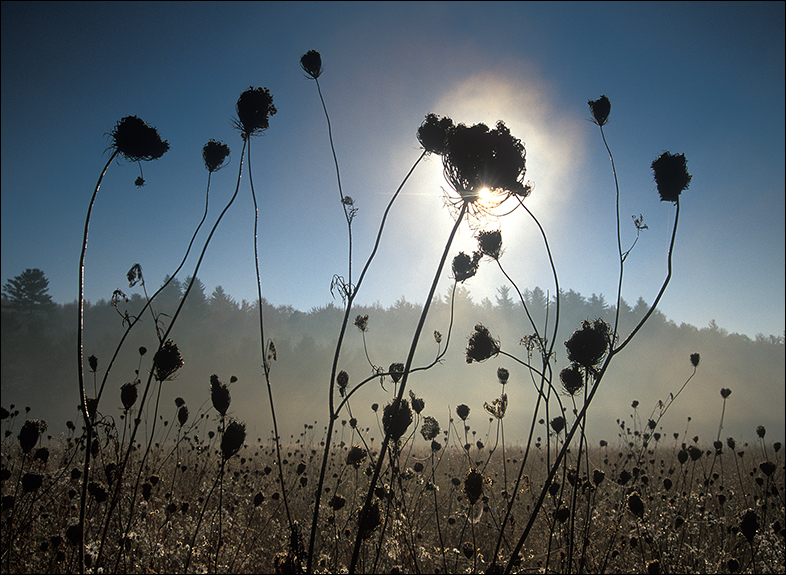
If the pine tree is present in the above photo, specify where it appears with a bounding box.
[2,269,56,314]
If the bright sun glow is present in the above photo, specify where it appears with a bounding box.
[477,186,494,206]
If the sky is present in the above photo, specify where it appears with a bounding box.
[2,1,784,341]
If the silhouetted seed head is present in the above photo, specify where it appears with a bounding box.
[177,405,189,427]
[88,355,98,373]
[409,390,425,414]
[646,559,661,575]
[466,324,500,364]
[555,506,571,524]
[354,314,369,332]
[174,397,185,407]
[382,398,412,442]
[593,469,605,486]
[727,558,740,573]
[727,437,736,450]
[337,370,349,397]
[756,425,766,439]
[739,509,759,543]
[328,494,345,511]
[18,420,47,454]
[652,151,692,203]
[22,472,43,493]
[484,394,508,419]
[564,319,610,369]
[720,388,732,399]
[135,176,145,187]
[420,416,441,441]
[688,445,703,461]
[627,491,645,518]
[389,363,405,384]
[235,86,276,137]
[33,447,49,465]
[346,445,367,468]
[300,50,323,79]
[759,461,776,477]
[461,541,475,559]
[358,501,382,540]
[463,467,485,505]
[371,402,378,412]
[431,440,442,451]
[442,120,530,200]
[550,416,566,435]
[452,251,481,282]
[690,353,701,367]
[120,382,137,411]
[153,340,184,381]
[210,375,231,417]
[678,449,689,464]
[496,366,509,385]
[87,481,107,503]
[774,442,782,452]
[110,116,169,162]
[456,404,471,421]
[202,139,230,172]
[588,95,611,126]
[476,230,503,260]
[221,419,246,460]
[417,113,454,155]
[560,364,584,395]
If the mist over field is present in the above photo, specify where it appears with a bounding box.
[3,280,783,448]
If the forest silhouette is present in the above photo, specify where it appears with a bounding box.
[2,274,783,446]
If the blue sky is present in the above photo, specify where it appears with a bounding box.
[2,1,784,339]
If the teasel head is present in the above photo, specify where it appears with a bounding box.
[120,382,138,411]
[300,50,323,79]
[466,324,500,364]
[463,467,485,505]
[452,251,481,282]
[202,139,230,172]
[153,340,184,382]
[651,151,692,203]
[420,416,441,441]
[477,230,503,260]
[234,86,277,137]
[109,116,169,162]
[588,95,611,127]
[346,445,367,468]
[221,418,246,460]
[560,364,584,395]
[210,374,231,417]
[18,419,47,454]
[564,319,610,369]
[382,398,412,442]
[417,113,454,156]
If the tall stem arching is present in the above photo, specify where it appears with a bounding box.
[349,201,468,574]
[306,150,427,572]
[76,148,117,574]
[247,136,294,531]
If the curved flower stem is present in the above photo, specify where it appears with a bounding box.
[306,150,426,572]
[349,201,468,574]
[76,148,117,574]
[247,137,294,531]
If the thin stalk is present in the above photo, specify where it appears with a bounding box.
[349,201,468,574]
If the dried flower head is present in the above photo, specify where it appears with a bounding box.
[484,394,508,419]
[221,418,246,460]
[18,419,47,454]
[627,491,644,518]
[497,366,509,385]
[346,445,367,468]
[477,230,503,260]
[382,398,412,442]
[756,425,766,439]
[456,404,470,421]
[389,363,405,384]
[690,353,700,367]
[652,151,692,203]
[550,416,565,434]
[88,355,98,373]
[300,50,323,79]
[564,319,610,369]
[22,472,43,493]
[202,139,230,172]
[452,251,481,282]
[409,390,425,414]
[588,95,611,126]
[463,467,485,505]
[153,340,184,381]
[354,314,369,332]
[337,370,349,396]
[720,388,732,399]
[420,416,441,441]
[739,508,759,543]
[560,364,584,395]
[177,405,189,427]
[120,382,138,411]
[210,375,231,417]
[110,116,169,162]
[358,501,382,540]
[235,86,277,137]
[466,324,500,364]
[417,113,455,155]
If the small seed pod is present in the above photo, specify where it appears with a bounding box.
[18,420,47,454]
[496,366,509,385]
[739,509,759,543]
[300,50,323,79]
[463,467,485,505]
[153,340,184,382]
[120,382,138,411]
[627,491,644,518]
[588,95,611,126]
[221,419,246,460]
[456,404,470,421]
[177,405,189,427]
[210,374,231,417]
[389,363,404,384]
[409,390,425,414]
